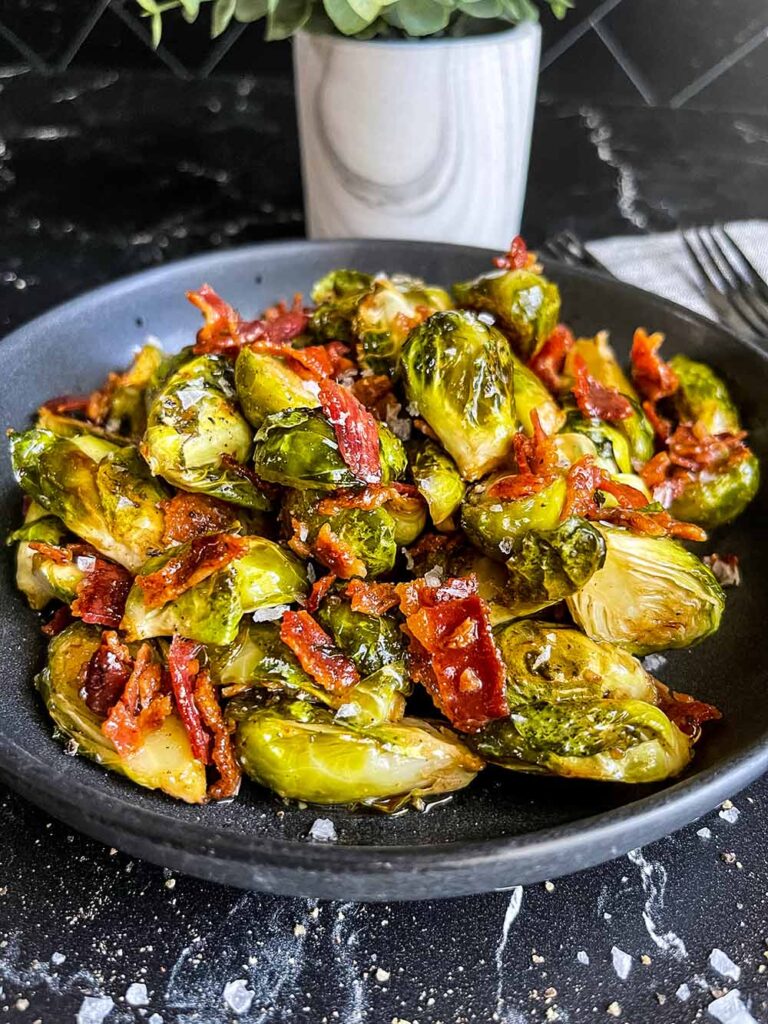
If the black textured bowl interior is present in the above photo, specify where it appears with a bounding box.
[1,239,767,901]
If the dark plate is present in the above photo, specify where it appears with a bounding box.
[1,239,767,901]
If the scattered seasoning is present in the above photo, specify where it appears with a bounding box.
[308,818,337,842]
[544,881,555,893]
[697,827,712,839]
[164,878,176,890]
[532,953,545,964]
[641,954,652,965]
[709,948,741,981]
[125,983,149,1008]
[719,805,741,825]
[222,979,255,1015]
[675,983,691,1001]
[721,851,738,864]
[375,967,391,983]
[611,946,632,980]
[656,993,667,1005]
[606,1001,621,1017]
[576,951,590,966]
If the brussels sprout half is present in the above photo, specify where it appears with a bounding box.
[232,697,483,807]
[122,536,308,645]
[668,451,760,530]
[316,593,406,677]
[567,525,725,655]
[234,347,319,428]
[452,269,561,359]
[400,310,517,481]
[510,354,566,437]
[10,428,168,572]
[461,475,567,561]
[142,353,269,510]
[8,501,70,611]
[409,440,466,529]
[668,354,741,435]
[36,623,206,802]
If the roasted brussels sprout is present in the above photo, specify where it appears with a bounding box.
[452,268,561,358]
[122,537,307,645]
[461,475,567,561]
[8,502,70,610]
[10,429,168,572]
[316,593,406,676]
[142,353,269,509]
[253,408,406,491]
[334,661,411,728]
[511,354,566,436]
[668,354,741,435]
[503,517,606,613]
[36,623,206,802]
[386,491,428,546]
[567,525,725,655]
[285,490,398,579]
[668,452,760,530]
[470,698,691,783]
[103,343,164,437]
[309,268,374,341]
[232,696,482,807]
[400,311,517,481]
[560,410,633,475]
[409,441,466,529]
[234,347,319,428]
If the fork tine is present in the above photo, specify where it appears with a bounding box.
[719,225,768,301]
[695,227,734,289]
[682,232,724,293]
[702,226,768,332]
[682,231,763,337]
[557,230,615,276]
[543,238,578,266]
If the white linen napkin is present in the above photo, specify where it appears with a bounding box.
[588,220,768,320]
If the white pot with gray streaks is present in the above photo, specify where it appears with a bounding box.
[293,21,541,248]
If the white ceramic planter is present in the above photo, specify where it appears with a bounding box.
[293,22,541,248]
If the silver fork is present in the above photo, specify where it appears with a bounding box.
[542,229,615,277]
[681,225,768,339]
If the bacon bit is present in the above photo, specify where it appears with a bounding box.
[168,636,211,763]
[642,399,673,443]
[81,630,133,716]
[71,555,133,629]
[345,579,399,615]
[316,482,420,516]
[194,668,242,800]
[406,531,463,564]
[571,354,633,422]
[306,573,337,613]
[102,642,172,757]
[287,516,312,560]
[395,577,507,732]
[351,375,394,410]
[655,681,721,740]
[493,236,534,271]
[630,328,679,403]
[313,522,367,579]
[487,412,558,500]
[528,324,575,393]
[595,505,707,542]
[249,338,353,381]
[136,533,249,610]
[703,553,741,588]
[280,610,360,693]
[161,492,239,545]
[317,378,381,484]
[188,284,308,357]
[41,604,73,637]
[28,541,70,565]
[40,394,91,416]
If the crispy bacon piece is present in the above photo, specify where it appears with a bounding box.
[316,482,419,516]
[280,610,360,693]
[655,681,721,740]
[81,630,134,716]
[630,328,679,403]
[194,668,242,800]
[643,399,673,443]
[351,374,394,411]
[317,378,382,484]
[249,338,353,381]
[136,533,249,610]
[41,604,73,637]
[493,235,533,271]
[102,642,172,757]
[487,412,557,501]
[594,505,706,542]
[395,576,508,732]
[306,573,337,613]
[40,394,91,416]
[167,636,211,763]
[161,493,239,545]
[187,285,308,357]
[71,554,133,630]
[528,324,575,393]
[313,523,367,579]
[571,354,633,422]
[406,531,463,564]
[345,579,399,615]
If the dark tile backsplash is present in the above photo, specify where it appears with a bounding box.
[1,0,767,110]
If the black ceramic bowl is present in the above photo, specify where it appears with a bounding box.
[1,240,767,901]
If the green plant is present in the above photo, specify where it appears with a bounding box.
[137,0,571,44]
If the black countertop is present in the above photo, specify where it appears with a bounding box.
[2,67,768,1024]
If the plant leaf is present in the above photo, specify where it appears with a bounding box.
[323,0,371,34]
[235,0,269,20]
[346,0,382,23]
[267,0,313,37]
[212,0,237,33]
[151,11,164,45]
[395,0,451,34]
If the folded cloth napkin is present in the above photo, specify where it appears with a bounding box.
[588,220,768,321]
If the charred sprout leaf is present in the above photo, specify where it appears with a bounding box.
[511,353,565,436]
[9,429,168,572]
[668,354,741,435]
[122,537,307,644]
[503,517,606,613]
[285,489,398,578]
[567,525,725,655]
[253,408,406,491]
[461,475,567,561]
[469,697,691,783]
[142,353,269,509]
[234,347,319,428]
[452,268,560,358]
[36,623,206,802]
[232,696,482,806]
[668,451,760,529]
[316,593,406,676]
[409,440,466,529]
[8,502,70,611]
[400,311,517,480]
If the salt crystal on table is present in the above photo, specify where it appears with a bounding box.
[223,979,255,1015]
[611,946,632,980]
[709,948,741,981]
[308,818,337,842]
[148,1016,163,1024]
[676,983,691,1001]
[707,989,758,1024]
[697,827,712,839]
[51,951,66,964]
[642,654,667,673]
[576,950,590,965]
[719,806,741,825]
[125,982,149,1007]
[76,996,114,1024]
